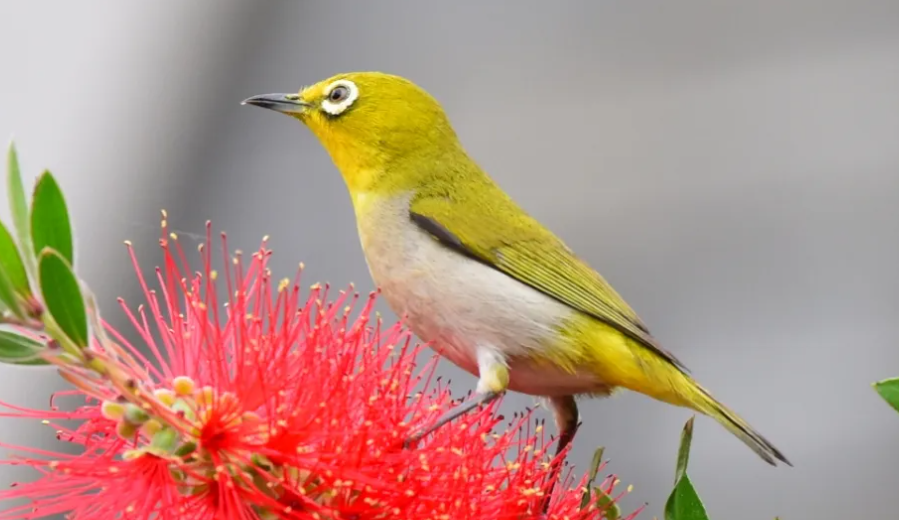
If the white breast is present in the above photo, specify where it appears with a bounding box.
[353,192,601,396]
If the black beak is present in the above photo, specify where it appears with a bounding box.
[241,93,309,115]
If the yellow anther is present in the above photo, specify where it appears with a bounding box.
[153,389,176,407]
[172,376,196,396]
[100,401,125,421]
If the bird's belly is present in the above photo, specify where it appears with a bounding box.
[378,266,602,396]
[356,195,605,396]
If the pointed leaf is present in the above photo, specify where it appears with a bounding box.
[31,171,73,265]
[580,446,605,508]
[674,416,695,484]
[873,378,899,414]
[38,249,87,347]
[664,474,709,520]
[0,220,31,297]
[594,486,621,520]
[7,143,35,275]
[0,330,48,366]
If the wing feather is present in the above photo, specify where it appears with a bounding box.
[409,192,688,372]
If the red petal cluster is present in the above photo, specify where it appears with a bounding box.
[0,221,640,520]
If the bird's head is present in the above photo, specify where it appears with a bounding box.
[243,72,461,192]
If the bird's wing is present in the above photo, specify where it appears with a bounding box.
[409,190,688,372]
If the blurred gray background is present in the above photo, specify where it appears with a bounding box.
[1,1,898,518]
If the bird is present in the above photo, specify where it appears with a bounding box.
[242,71,790,468]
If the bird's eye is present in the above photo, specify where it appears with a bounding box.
[320,79,359,116]
[329,86,349,103]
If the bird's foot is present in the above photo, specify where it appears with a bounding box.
[402,390,502,449]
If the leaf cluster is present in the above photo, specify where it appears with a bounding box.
[0,143,88,365]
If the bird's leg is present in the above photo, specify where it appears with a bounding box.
[404,390,503,448]
[404,347,508,448]
[551,395,581,459]
[541,395,580,514]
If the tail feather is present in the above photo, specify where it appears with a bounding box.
[589,331,790,465]
[693,385,791,466]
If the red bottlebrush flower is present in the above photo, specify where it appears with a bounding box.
[0,218,640,520]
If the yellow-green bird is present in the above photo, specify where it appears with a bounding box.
[243,72,790,467]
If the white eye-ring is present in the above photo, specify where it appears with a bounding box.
[321,79,359,116]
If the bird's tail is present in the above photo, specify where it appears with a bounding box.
[688,382,791,466]
[581,326,790,465]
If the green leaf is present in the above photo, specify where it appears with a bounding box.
[594,486,621,520]
[0,267,22,317]
[0,330,48,366]
[674,416,695,484]
[31,171,73,266]
[7,143,35,276]
[0,220,31,297]
[38,249,87,347]
[873,378,899,413]
[580,446,605,508]
[665,416,709,520]
[664,474,709,520]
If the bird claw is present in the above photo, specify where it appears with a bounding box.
[402,434,420,450]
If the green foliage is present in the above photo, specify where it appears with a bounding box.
[580,446,605,508]
[673,417,693,484]
[38,249,88,348]
[664,417,709,520]
[0,143,86,363]
[0,221,31,299]
[577,446,622,519]
[0,144,35,318]
[31,170,74,266]
[7,143,35,277]
[0,267,20,318]
[873,377,899,413]
[0,143,52,366]
[665,475,707,520]
[594,486,621,520]
[0,330,47,366]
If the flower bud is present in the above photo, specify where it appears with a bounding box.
[122,404,150,425]
[142,418,163,437]
[116,421,138,440]
[100,400,124,421]
[153,388,176,407]
[149,426,179,453]
[172,376,195,396]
